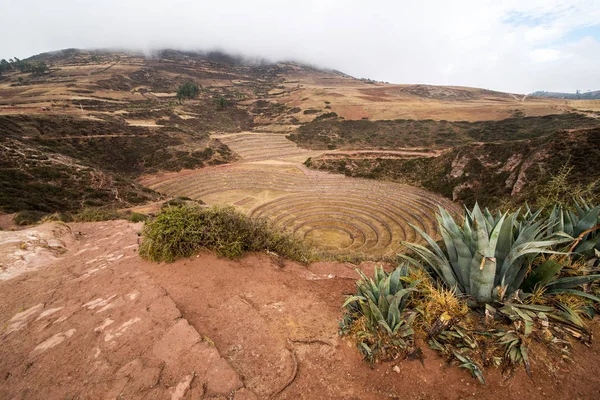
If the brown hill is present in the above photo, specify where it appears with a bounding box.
[0,48,597,215]
[307,127,600,208]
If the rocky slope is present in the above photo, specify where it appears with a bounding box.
[307,127,600,207]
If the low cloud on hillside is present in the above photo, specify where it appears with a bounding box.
[1,0,599,93]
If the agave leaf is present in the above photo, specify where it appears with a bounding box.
[360,342,372,355]
[387,295,401,328]
[400,241,460,290]
[360,283,378,304]
[453,351,486,384]
[392,288,416,304]
[520,259,563,293]
[469,253,497,304]
[572,202,599,236]
[513,307,534,335]
[487,213,507,255]
[409,222,450,261]
[378,293,390,319]
[359,301,371,320]
[342,295,366,309]
[397,324,414,337]
[441,224,473,290]
[574,200,586,218]
[555,303,585,328]
[546,288,600,303]
[545,274,600,289]
[369,278,380,299]
[472,203,489,235]
[520,345,532,379]
[368,298,385,324]
[438,215,459,274]
[382,274,392,297]
[389,266,403,293]
[494,212,518,285]
[511,303,555,313]
[575,236,600,257]
[378,319,394,336]
[438,206,463,237]
[375,266,386,284]
[500,241,566,291]
[564,210,575,235]
[356,269,370,284]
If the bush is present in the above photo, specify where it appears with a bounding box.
[39,212,74,223]
[74,208,121,222]
[14,210,47,226]
[160,197,205,211]
[214,95,228,110]
[128,212,148,223]
[176,82,200,101]
[139,205,311,262]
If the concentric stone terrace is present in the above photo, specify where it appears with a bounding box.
[142,133,460,258]
[214,132,322,162]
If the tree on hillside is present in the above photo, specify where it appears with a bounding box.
[0,59,10,76]
[176,82,200,102]
[30,62,48,76]
[214,95,229,111]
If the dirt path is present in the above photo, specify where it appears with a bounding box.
[318,149,442,159]
[2,221,600,399]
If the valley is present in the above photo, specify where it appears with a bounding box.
[1,49,600,399]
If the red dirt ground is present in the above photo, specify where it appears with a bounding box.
[1,221,600,399]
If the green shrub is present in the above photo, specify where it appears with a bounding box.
[14,210,47,226]
[176,82,200,101]
[74,208,121,222]
[139,205,311,262]
[160,197,204,210]
[214,95,228,110]
[39,212,74,223]
[128,212,148,223]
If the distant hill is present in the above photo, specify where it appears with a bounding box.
[530,90,600,100]
[0,48,595,214]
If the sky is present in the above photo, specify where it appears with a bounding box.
[1,0,599,94]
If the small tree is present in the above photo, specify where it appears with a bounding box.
[214,95,228,110]
[176,81,200,102]
[31,62,48,76]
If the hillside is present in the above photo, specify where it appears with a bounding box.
[531,90,600,100]
[306,127,600,207]
[288,113,600,150]
[0,48,597,215]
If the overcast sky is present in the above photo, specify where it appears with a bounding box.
[1,0,599,93]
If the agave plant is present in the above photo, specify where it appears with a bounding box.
[342,265,418,338]
[401,204,568,306]
[521,259,600,302]
[546,199,600,259]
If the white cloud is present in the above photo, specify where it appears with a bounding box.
[530,48,562,63]
[0,0,598,93]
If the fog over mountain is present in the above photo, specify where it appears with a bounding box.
[1,0,599,93]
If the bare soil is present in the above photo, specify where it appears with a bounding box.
[2,221,600,399]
